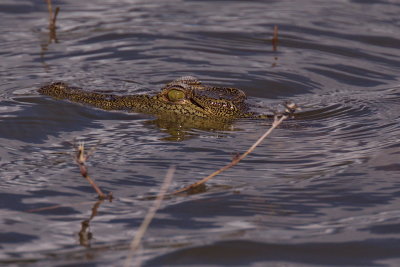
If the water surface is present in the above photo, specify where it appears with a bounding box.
[1,0,400,266]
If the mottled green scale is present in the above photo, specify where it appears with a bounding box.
[38,77,272,119]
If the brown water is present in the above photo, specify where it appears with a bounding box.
[1,0,400,266]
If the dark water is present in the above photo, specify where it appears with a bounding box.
[1,0,400,266]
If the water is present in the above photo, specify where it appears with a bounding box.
[1,0,400,266]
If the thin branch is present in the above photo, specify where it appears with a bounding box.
[44,0,59,42]
[52,7,60,28]
[44,0,53,28]
[124,166,175,267]
[172,115,287,195]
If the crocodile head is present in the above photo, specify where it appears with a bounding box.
[38,76,261,119]
[38,76,296,140]
[149,76,250,118]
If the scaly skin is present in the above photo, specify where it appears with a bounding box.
[38,76,270,119]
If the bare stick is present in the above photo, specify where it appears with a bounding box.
[75,142,112,200]
[172,115,287,195]
[44,0,53,28]
[53,7,60,27]
[44,0,59,42]
[124,166,175,267]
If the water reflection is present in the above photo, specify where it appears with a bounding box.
[79,200,103,248]
[144,115,238,141]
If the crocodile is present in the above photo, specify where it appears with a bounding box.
[38,76,296,120]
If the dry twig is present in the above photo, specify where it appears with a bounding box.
[124,166,175,267]
[44,0,60,42]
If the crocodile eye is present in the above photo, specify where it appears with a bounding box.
[167,89,185,102]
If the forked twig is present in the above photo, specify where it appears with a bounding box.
[124,166,175,267]
[172,115,288,195]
